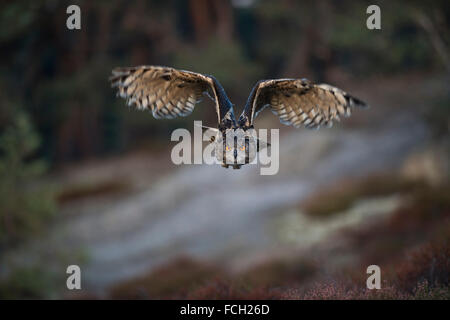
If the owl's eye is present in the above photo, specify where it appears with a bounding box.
[239,145,245,151]
[225,146,230,151]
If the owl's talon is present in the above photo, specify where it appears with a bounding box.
[233,165,241,169]
[221,163,229,168]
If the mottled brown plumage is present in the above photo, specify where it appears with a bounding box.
[239,79,367,129]
[109,65,367,131]
[110,66,222,122]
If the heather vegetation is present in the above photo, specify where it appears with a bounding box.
[108,181,450,300]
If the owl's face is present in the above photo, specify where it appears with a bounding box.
[214,128,257,166]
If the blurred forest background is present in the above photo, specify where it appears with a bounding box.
[0,0,449,299]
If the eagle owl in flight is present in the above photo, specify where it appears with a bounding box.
[109,66,367,168]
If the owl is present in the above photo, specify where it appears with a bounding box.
[109,66,367,168]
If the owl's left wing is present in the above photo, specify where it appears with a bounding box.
[239,79,367,129]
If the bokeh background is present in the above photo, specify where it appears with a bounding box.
[0,0,449,299]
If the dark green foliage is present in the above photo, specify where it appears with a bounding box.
[0,112,56,247]
[0,266,58,299]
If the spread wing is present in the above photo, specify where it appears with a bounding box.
[239,79,368,129]
[109,65,223,122]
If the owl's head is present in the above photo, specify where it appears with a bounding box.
[214,128,257,167]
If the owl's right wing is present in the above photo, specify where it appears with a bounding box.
[109,65,223,123]
[239,78,367,129]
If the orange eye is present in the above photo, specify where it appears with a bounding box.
[225,146,230,151]
[240,146,245,151]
